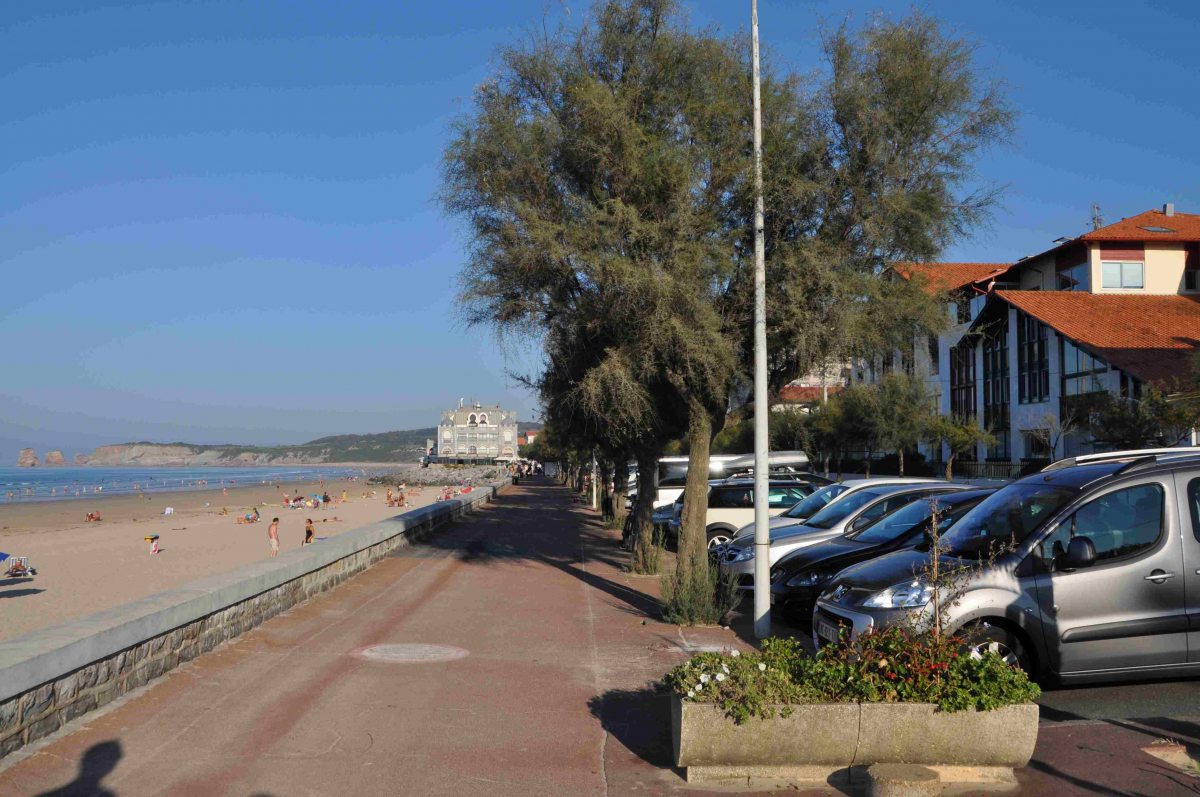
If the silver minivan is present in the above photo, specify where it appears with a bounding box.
[813,450,1200,683]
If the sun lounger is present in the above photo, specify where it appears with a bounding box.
[4,555,35,578]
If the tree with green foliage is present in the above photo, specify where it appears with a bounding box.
[924,414,996,481]
[875,373,936,476]
[1086,385,1200,451]
[443,0,1014,625]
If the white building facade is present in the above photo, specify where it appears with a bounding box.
[436,400,520,463]
[865,206,1200,463]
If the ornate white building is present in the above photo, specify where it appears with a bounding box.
[436,400,520,463]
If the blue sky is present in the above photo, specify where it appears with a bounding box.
[3,0,1198,461]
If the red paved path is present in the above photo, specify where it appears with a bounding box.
[2,478,1197,796]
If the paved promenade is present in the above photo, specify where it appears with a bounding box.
[2,478,1197,796]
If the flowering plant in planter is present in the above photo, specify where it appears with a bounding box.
[663,630,1040,724]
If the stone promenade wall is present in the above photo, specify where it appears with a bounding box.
[0,481,508,759]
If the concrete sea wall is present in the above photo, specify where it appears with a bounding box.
[0,481,508,759]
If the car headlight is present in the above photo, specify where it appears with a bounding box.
[786,571,825,588]
[862,580,933,609]
[733,547,754,562]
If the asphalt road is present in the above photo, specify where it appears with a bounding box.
[1037,676,1200,723]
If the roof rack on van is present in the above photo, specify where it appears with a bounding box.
[1041,448,1200,472]
[1041,447,1200,473]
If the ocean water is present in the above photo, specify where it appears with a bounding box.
[0,466,368,503]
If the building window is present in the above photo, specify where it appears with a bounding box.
[928,335,940,375]
[478,414,488,424]
[1061,339,1107,397]
[1058,264,1089,291]
[1017,312,1049,404]
[1187,270,1199,292]
[955,295,972,324]
[982,319,1010,459]
[1119,372,1142,400]
[1022,432,1052,460]
[1101,261,1144,289]
[949,342,976,418]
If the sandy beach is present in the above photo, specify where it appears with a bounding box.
[0,473,481,643]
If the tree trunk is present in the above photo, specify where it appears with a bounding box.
[677,394,713,579]
[898,448,905,477]
[836,450,842,481]
[945,451,955,482]
[865,447,873,478]
[630,449,659,569]
[612,455,630,526]
[599,458,613,519]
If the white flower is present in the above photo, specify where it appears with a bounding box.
[758,663,767,672]
[730,650,741,658]
[716,673,726,682]
[694,681,703,691]
[700,674,710,683]
[687,690,695,698]
[722,664,730,674]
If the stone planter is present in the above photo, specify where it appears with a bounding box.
[671,697,1038,784]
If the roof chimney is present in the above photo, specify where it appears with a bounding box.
[1164,203,1175,217]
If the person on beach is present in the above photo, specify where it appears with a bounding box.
[304,519,315,545]
[268,518,280,557]
[322,491,330,510]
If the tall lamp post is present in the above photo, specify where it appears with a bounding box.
[750,0,771,640]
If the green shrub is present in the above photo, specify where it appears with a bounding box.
[660,562,741,625]
[630,525,665,574]
[662,626,1040,723]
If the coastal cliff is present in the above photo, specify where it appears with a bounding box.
[16,448,41,467]
[76,424,541,466]
[44,450,68,466]
[85,443,331,467]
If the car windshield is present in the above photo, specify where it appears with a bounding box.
[846,496,975,545]
[803,489,886,530]
[937,483,1076,559]
[784,484,848,519]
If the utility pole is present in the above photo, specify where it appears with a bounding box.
[591,450,598,510]
[751,0,770,640]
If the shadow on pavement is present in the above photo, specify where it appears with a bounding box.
[34,740,121,797]
[390,478,665,620]
[587,686,679,772]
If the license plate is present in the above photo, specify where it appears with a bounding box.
[817,621,839,643]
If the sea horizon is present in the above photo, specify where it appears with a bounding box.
[0,465,380,504]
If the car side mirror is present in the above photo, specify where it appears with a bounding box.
[850,515,871,531]
[1065,536,1097,569]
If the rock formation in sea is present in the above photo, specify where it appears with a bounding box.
[44,450,68,466]
[16,448,41,467]
[74,453,91,466]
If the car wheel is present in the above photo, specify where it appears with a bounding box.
[965,624,1034,676]
[706,530,732,549]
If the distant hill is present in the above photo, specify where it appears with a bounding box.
[73,423,544,467]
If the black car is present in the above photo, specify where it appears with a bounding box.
[769,489,995,625]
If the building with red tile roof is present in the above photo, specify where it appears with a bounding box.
[870,205,1200,462]
[895,262,1014,294]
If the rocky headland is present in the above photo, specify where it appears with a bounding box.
[44,450,68,466]
[74,454,91,466]
[84,443,334,467]
[16,448,41,467]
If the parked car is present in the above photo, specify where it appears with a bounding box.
[665,480,818,548]
[728,477,946,544]
[811,449,1200,683]
[719,483,973,585]
[768,489,994,624]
